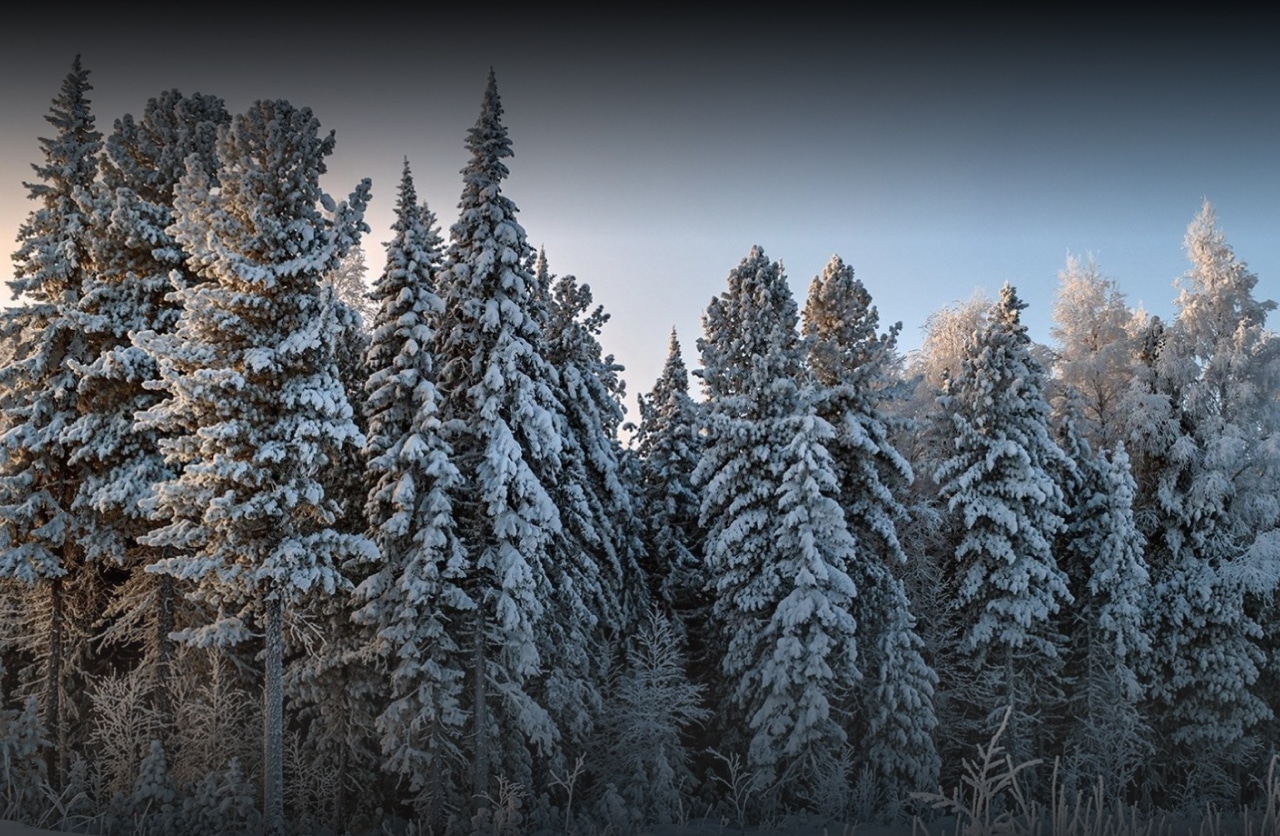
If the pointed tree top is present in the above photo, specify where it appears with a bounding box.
[993,282,1028,332]
[394,159,418,212]
[661,327,689,387]
[455,70,516,222]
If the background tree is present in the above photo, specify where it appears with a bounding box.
[350,159,470,828]
[633,329,706,626]
[1052,405,1152,793]
[1048,254,1139,447]
[0,55,102,787]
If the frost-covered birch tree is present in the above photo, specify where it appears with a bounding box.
[1121,203,1279,804]
[135,99,373,834]
[1048,254,1139,448]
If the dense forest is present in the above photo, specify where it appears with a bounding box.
[1,56,1279,836]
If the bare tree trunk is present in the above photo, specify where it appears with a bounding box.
[472,606,488,805]
[154,571,175,728]
[264,594,285,835]
[45,575,63,791]
[425,720,446,834]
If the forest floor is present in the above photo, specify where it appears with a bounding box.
[0,810,1247,835]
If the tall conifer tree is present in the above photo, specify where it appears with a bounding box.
[352,160,470,825]
[432,70,580,801]
[539,253,646,766]
[802,255,939,809]
[0,55,102,785]
[695,246,861,810]
[136,99,373,833]
[933,283,1072,769]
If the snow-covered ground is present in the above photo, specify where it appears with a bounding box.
[0,822,61,836]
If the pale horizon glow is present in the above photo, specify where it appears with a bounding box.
[2,16,1277,420]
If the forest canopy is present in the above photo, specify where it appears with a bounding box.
[0,57,1278,836]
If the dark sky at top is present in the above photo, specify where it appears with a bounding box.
[3,13,1277,411]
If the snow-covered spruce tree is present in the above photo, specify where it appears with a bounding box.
[1051,404,1152,794]
[541,253,645,635]
[802,255,939,813]
[0,55,103,788]
[135,99,373,834]
[67,89,230,736]
[888,295,987,761]
[633,328,706,612]
[1120,204,1279,805]
[431,70,582,806]
[538,251,652,709]
[695,245,861,813]
[534,258,638,784]
[348,159,470,827]
[933,283,1072,774]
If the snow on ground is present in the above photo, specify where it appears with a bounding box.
[0,822,62,836]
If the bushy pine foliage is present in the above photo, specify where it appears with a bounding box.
[802,255,939,810]
[934,283,1072,769]
[696,246,861,809]
[352,159,470,825]
[136,98,373,832]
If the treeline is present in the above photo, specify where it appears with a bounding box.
[0,56,1278,836]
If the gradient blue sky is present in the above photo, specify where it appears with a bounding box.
[3,15,1277,419]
